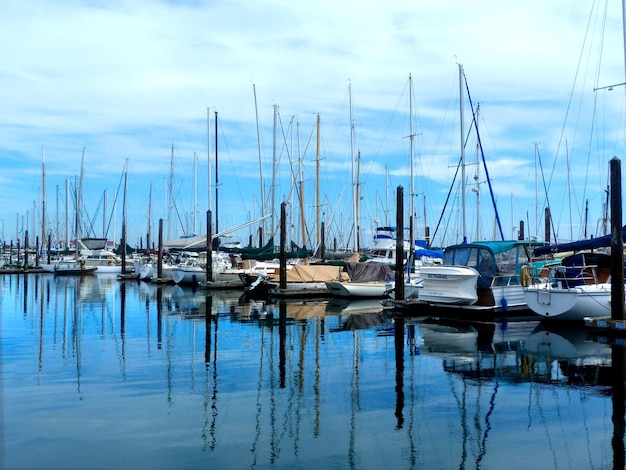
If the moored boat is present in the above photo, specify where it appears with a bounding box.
[392,239,549,315]
[524,244,623,321]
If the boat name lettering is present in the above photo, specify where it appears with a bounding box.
[427,273,448,279]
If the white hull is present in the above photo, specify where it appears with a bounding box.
[325,281,388,298]
[524,282,613,321]
[171,267,207,285]
[418,266,479,305]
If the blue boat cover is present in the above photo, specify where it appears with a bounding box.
[533,225,626,256]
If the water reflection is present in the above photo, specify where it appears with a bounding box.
[2,274,625,469]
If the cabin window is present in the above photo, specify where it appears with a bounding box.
[494,247,518,275]
[444,247,478,267]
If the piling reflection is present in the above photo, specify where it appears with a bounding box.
[4,274,626,469]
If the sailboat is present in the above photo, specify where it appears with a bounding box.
[42,149,99,275]
[523,229,626,320]
[392,66,549,315]
[523,0,626,322]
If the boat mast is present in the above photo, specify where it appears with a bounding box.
[215,111,219,239]
[41,145,46,253]
[623,0,626,84]
[316,113,321,250]
[349,83,358,253]
[408,73,415,266]
[271,104,278,241]
[207,107,212,232]
[253,84,266,240]
[298,120,307,252]
[459,64,467,243]
[168,143,174,240]
[193,152,197,235]
[147,181,152,250]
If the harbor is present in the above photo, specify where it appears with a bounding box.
[2,271,626,469]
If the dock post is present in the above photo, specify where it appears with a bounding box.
[206,210,213,283]
[24,231,29,269]
[280,202,287,290]
[395,186,405,301]
[157,219,163,280]
[610,157,624,321]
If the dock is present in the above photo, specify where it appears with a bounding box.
[584,316,626,335]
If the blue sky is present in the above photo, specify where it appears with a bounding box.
[2,0,625,251]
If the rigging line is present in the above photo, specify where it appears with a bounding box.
[548,0,599,197]
[536,147,558,243]
[102,167,125,240]
[431,154,462,243]
[463,74,505,240]
[216,115,250,227]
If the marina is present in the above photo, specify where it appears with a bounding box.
[2,272,626,469]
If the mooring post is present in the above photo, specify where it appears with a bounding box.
[610,157,624,321]
[24,230,29,269]
[206,210,213,283]
[157,219,163,280]
[280,202,287,290]
[395,186,405,301]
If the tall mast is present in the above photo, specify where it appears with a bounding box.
[408,73,415,264]
[214,111,219,237]
[349,83,358,253]
[298,119,306,251]
[622,0,626,84]
[65,178,70,248]
[207,107,212,229]
[193,152,197,235]
[459,64,467,243]
[168,143,174,240]
[121,159,128,273]
[253,84,266,238]
[147,181,152,250]
[316,113,321,250]
[78,147,85,246]
[271,104,278,239]
[41,145,46,252]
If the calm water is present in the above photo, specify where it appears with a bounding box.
[1,273,624,469]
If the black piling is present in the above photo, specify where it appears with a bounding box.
[280,202,287,290]
[395,186,405,301]
[610,157,624,321]
[206,210,213,283]
[157,218,163,280]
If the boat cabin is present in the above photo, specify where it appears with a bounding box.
[442,240,541,287]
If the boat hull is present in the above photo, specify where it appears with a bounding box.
[418,266,479,305]
[524,282,613,320]
[325,281,388,298]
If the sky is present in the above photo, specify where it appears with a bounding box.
[2,0,626,252]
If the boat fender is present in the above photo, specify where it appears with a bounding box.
[520,265,530,287]
[501,297,508,312]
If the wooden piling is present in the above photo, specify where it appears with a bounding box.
[610,157,624,321]
[395,186,405,301]
[280,202,287,290]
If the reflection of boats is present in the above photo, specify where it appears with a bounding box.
[417,319,478,355]
[525,323,612,367]
[325,297,384,315]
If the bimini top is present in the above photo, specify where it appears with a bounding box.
[444,240,545,255]
[443,239,546,277]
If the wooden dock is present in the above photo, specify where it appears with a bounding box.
[584,316,626,335]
